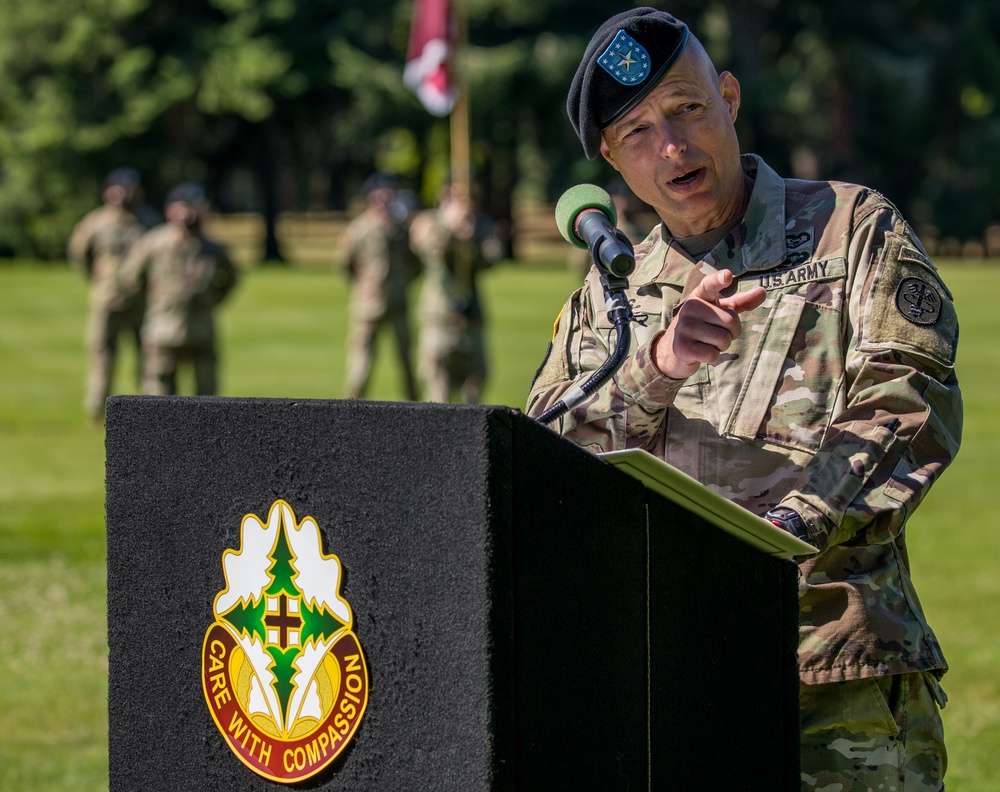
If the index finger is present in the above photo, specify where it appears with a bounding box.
[720,285,767,315]
[690,269,734,303]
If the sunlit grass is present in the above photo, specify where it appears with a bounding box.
[0,258,995,790]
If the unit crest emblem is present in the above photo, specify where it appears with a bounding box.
[201,500,368,783]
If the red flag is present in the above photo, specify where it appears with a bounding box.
[404,0,456,116]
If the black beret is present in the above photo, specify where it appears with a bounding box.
[567,8,689,160]
[103,167,142,190]
[165,182,207,207]
[362,172,397,195]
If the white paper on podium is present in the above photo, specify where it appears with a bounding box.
[600,448,818,559]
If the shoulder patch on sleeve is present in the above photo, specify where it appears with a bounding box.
[895,275,943,326]
[529,294,582,394]
[860,232,958,369]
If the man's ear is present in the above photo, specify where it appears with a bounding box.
[599,136,621,171]
[719,71,741,123]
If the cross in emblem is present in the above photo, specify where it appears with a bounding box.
[264,593,302,649]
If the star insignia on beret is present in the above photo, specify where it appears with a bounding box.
[598,30,652,86]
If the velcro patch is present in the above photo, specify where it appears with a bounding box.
[895,276,942,325]
[755,257,844,290]
[785,228,814,264]
[861,233,957,369]
[530,296,578,392]
[598,30,652,86]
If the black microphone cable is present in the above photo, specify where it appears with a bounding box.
[535,286,632,426]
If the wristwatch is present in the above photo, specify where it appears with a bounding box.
[765,507,810,541]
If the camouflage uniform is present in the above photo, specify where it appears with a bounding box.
[338,206,419,400]
[120,222,238,396]
[67,203,149,420]
[800,671,948,790]
[527,154,961,789]
[409,205,492,403]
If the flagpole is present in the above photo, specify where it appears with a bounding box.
[450,0,471,201]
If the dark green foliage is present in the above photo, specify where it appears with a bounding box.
[0,0,998,257]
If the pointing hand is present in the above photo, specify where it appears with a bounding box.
[653,270,766,380]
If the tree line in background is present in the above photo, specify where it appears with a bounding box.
[0,0,998,260]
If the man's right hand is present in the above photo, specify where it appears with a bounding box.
[653,269,766,380]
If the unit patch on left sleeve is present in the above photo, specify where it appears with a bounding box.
[861,231,958,369]
[895,276,943,326]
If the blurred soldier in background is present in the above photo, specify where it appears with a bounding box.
[409,184,498,404]
[67,167,156,424]
[120,182,239,396]
[337,174,420,401]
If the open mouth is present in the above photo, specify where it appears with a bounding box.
[672,168,701,184]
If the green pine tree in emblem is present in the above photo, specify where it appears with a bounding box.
[220,517,347,733]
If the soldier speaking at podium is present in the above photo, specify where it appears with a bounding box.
[526,8,962,790]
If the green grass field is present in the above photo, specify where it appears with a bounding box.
[1,258,997,790]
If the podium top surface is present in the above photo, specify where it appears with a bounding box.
[600,449,818,559]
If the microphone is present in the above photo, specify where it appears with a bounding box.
[537,185,636,426]
[555,184,635,278]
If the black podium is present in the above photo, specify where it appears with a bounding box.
[105,397,800,790]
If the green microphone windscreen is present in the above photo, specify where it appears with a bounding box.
[554,184,618,249]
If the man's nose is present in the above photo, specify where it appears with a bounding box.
[658,120,687,159]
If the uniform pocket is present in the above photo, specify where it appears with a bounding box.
[799,677,900,741]
[726,292,842,452]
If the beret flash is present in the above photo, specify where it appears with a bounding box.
[567,8,689,159]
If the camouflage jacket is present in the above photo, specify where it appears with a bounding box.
[67,204,148,312]
[338,209,418,320]
[121,223,239,348]
[526,154,963,686]
[410,209,492,328]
